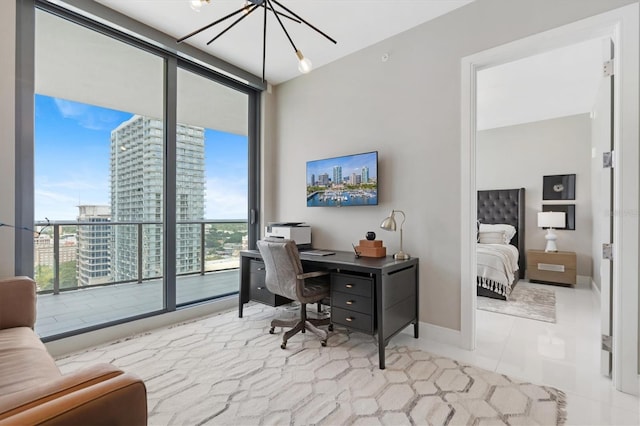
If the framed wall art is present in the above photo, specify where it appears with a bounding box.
[542,204,576,230]
[543,174,576,200]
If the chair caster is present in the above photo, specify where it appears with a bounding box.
[269,327,275,334]
[321,340,327,347]
[301,329,306,334]
[328,324,334,332]
[280,341,287,349]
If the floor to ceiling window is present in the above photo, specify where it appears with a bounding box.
[175,68,249,306]
[30,3,259,340]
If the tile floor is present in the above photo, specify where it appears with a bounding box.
[394,280,640,425]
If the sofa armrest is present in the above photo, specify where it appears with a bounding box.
[0,363,147,426]
[0,276,36,330]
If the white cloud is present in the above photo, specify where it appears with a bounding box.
[205,177,248,220]
[53,98,125,131]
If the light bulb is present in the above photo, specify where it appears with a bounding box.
[296,50,313,74]
[190,0,209,12]
[242,0,252,15]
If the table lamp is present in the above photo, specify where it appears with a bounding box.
[537,211,565,252]
[380,209,410,260]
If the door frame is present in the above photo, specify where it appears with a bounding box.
[460,4,639,395]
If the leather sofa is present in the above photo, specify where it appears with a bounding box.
[0,276,147,425]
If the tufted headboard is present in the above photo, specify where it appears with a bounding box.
[477,188,525,278]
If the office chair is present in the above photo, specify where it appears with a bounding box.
[257,238,331,349]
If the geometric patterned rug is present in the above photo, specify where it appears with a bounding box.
[477,282,557,323]
[56,303,567,425]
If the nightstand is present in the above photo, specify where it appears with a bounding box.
[527,249,576,286]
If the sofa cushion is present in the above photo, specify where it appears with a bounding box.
[0,328,60,397]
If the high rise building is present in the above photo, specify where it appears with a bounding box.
[77,205,111,287]
[110,115,205,281]
[333,166,342,186]
[310,174,315,186]
[361,166,369,184]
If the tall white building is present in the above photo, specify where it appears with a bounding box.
[110,115,205,281]
[361,166,369,183]
[77,205,111,287]
[333,166,342,186]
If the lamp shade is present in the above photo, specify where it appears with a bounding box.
[537,211,565,228]
[380,211,397,231]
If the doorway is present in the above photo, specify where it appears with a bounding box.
[460,4,639,395]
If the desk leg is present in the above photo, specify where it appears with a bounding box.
[378,337,386,370]
[239,256,249,318]
[414,321,419,338]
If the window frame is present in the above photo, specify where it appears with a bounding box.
[17,0,261,339]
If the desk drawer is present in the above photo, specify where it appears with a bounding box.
[331,307,374,333]
[332,291,372,315]
[331,273,373,297]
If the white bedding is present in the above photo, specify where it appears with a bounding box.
[477,243,519,298]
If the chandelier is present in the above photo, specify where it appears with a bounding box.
[179,0,337,81]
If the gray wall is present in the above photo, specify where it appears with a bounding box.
[269,0,636,331]
[0,0,16,278]
[477,114,593,277]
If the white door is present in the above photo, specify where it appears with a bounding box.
[592,39,614,376]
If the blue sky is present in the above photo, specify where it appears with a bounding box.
[35,95,248,221]
[306,151,377,185]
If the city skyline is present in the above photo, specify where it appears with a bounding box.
[34,94,248,221]
[306,151,377,185]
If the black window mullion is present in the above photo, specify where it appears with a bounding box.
[164,57,177,311]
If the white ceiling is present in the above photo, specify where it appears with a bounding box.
[477,37,606,131]
[74,0,603,129]
[94,0,473,85]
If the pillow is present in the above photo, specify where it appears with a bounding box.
[478,231,508,244]
[479,223,516,243]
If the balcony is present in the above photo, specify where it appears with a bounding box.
[34,219,247,340]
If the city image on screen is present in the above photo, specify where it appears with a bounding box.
[306,151,378,207]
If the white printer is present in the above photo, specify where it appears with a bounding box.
[265,222,312,250]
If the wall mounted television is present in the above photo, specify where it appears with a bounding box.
[306,151,378,207]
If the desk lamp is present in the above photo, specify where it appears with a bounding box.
[537,211,565,252]
[380,210,410,260]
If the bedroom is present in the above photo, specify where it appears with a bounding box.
[469,28,626,408]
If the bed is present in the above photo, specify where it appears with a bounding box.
[477,188,525,300]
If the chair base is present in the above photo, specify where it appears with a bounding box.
[269,303,330,348]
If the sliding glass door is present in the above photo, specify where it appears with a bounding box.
[175,67,249,305]
[34,9,166,337]
[30,3,260,340]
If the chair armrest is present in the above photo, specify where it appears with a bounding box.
[0,363,147,426]
[0,276,36,330]
[297,271,330,280]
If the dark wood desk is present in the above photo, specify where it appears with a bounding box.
[239,250,419,369]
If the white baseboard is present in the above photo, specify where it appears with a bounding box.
[45,296,238,358]
[591,278,601,297]
[401,320,462,347]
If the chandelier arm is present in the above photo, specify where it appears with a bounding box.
[262,0,267,81]
[177,4,249,43]
[265,0,298,52]
[206,4,260,45]
[260,4,301,24]
[270,0,337,44]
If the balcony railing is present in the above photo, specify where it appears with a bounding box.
[34,219,247,295]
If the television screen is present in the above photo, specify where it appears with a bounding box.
[306,151,378,207]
